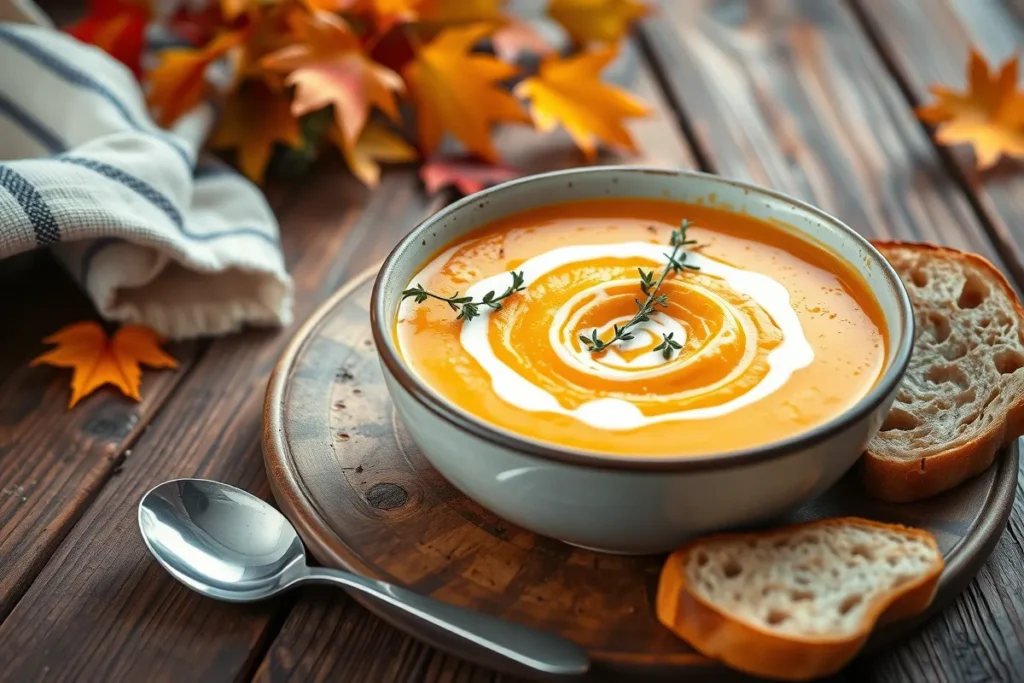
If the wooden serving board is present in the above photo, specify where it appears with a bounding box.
[263,267,1019,681]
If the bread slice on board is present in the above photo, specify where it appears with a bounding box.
[655,517,943,681]
[866,241,1024,502]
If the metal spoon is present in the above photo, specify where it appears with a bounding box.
[138,478,590,677]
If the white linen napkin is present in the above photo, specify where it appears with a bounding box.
[0,2,293,339]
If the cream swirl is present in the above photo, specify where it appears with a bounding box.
[404,242,814,431]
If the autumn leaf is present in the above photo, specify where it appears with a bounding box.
[419,0,505,25]
[32,322,177,409]
[420,156,520,195]
[404,23,529,163]
[210,79,302,181]
[335,120,418,186]
[147,30,247,127]
[514,46,648,160]
[548,0,649,44]
[917,50,1024,169]
[342,0,426,33]
[262,12,403,147]
[66,0,151,78]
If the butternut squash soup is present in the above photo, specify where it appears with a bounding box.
[394,199,887,456]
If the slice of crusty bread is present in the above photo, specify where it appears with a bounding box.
[865,241,1024,502]
[656,517,943,681]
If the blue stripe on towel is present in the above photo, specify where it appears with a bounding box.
[58,156,185,228]
[0,164,60,245]
[0,26,193,168]
[59,156,280,247]
[0,92,66,153]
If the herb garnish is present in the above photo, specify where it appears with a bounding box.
[401,219,699,359]
[579,220,699,357]
[401,270,526,321]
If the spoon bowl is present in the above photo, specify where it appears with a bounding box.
[138,478,308,602]
[138,478,590,677]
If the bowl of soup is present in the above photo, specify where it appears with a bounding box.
[371,167,913,554]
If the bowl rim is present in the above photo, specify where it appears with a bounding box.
[370,165,915,472]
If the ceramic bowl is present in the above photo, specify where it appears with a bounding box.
[370,166,914,555]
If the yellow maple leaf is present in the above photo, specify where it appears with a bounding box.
[32,322,177,408]
[210,79,302,182]
[334,120,418,186]
[337,0,425,31]
[548,0,649,44]
[147,31,246,127]
[514,46,648,160]
[403,23,528,163]
[221,0,256,21]
[419,0,505,24]
[916,49,1024,169]
[262,11,403,147]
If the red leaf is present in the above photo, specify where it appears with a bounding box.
[65,0,150,78]
[420,157,521,196]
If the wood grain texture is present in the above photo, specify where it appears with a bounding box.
[639,0,1012,264]
[0,253,196,620]
[253,588,527,683]
[850,0,1024,297]
[0,166,439,683]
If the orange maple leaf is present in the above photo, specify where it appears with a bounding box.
[32,322,177,408]
[147,30,246,127]
[916,49,1024,169]
[548,0,649,44]
[210,79,302,181]
[334,120,418,186]
[262,12,403,147]
[403,23,529,163]
[339,0,426,32]
[419,0,505,24]
[514,46,648,160]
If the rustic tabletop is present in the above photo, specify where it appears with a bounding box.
[2,1,1024,681]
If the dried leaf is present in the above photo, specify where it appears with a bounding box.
[335,120,418,186]
[420,156,520,195]
[343,0,426,32]
[548,0,649,44]
[419,0,505,25]
[220,0,258,21]
[147,30,246,127]
[210,79,302,181]
[31,322,176,408]
[514,46,648,160]
[403,23,529,163]
[262,12,403,147]
[66,0,150,78]
[917,50,1024,169]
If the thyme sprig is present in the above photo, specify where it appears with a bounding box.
[579,220,699,357]
[401,270,526,322]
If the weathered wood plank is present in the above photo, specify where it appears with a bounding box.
[639,0,1013,265]
[641,1,1024,682]
[0,165,438,683]
[252,46,700,683]
[0,252,197,620]
[850,0,1024,292]
[252,588,525,683]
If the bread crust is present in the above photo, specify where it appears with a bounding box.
[655,517,943,681]
[865,240,1024,502]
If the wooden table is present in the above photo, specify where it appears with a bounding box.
[2,1,1024,681]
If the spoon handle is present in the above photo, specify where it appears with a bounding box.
[302,567,589,677]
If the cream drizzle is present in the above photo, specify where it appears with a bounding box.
[398,242,814,431]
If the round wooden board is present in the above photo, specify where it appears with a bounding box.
[264,267,1019,681]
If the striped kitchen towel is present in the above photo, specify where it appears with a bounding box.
[0,13,293,339]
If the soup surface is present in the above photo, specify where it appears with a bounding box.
[394,199,887,456]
